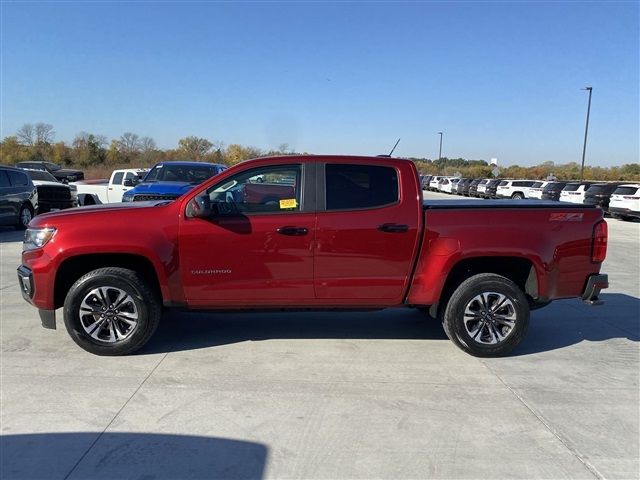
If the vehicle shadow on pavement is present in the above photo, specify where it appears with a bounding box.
[143,294,639,356]
[512,293,639,356]
[0,227,24,243]
[1,432,268,480]
[143,308,447,354]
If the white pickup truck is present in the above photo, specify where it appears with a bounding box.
[72,168,148,205]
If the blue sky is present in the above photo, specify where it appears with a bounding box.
[1,1,638,166]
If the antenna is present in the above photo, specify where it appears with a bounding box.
[388,138,401,156]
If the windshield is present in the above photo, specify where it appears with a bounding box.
[26,170,58,182]
[563,184,580,192]
[531,182,543,188]
[144,164,216,184]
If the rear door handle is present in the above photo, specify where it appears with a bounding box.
[277,226,309,236]
[378,223,409,233]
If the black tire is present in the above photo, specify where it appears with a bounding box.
[15,203,34,229]
[442,273,529,357]
[63,267,161,355]
[511,192,524,200]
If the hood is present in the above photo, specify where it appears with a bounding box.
[124,181,195,196]
[33,180,70,188]
[56,168,84,175]
[30,201,169,227]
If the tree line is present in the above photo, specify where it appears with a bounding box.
[1,123,638,182]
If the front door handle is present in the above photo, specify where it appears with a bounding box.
[277,226,309,236]
[378,223,409,233]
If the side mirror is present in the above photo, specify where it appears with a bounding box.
[124,177,140,187]
[185,194,212,218]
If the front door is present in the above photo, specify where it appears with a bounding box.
[179,163,316,307]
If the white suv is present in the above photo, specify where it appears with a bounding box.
[475,179,490,197]
[496,180,536,199]
[527,181,549,199]
[438,177,460,194]
[428,176,446,191]
[559,182,596,204]
[609,184,640,221]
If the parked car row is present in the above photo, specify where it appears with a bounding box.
[1,161,228,229]
[419,174,640,221]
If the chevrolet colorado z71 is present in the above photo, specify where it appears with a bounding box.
[18,156,608,356]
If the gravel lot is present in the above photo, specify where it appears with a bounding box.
[1,194,638,480]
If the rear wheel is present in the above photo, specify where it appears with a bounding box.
[63,267,161,355]
[442,273,529,357]
[16,203,33,229]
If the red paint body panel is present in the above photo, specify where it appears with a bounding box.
[21,155,606,314]
[407,208,604,305]
[314,160,423,304]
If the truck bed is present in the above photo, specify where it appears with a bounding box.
[423,199,599,210]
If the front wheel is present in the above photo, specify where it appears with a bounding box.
[63,267,161,355]
[511,192,524,200]
[442,273,529,357]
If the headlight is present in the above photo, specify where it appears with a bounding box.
[23,227,56,251]
[122,195,132,202]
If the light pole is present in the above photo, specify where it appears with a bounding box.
[437,132,443,161]
[580,86,593,181]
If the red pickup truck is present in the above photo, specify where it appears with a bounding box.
[18,156,608,357]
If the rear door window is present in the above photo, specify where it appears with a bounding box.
[326,164,398,210]
[8,170,29,187]
[0,171,10,188]
[112,172,124,185]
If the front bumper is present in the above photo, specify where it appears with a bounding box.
[17,265,56,329]
[581,273,608,305]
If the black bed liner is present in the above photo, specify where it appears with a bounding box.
[423,199,597,210]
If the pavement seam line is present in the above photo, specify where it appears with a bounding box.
[481,360,604,480]
[62,352,169,480]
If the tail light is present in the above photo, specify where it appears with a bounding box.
[592,220,608,263]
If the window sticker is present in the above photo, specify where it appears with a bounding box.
[279,198,298,209]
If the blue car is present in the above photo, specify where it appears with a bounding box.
[122,161,226,202]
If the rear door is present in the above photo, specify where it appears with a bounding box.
[0,170,13,225]
[314,161,422,304]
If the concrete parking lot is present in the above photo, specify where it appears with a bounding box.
[1,194,638,480]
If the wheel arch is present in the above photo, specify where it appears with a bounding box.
[54,254,162,309]
[432,256,539,317]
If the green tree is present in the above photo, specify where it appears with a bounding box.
[0,136,30,164]
[178,136,213,160]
